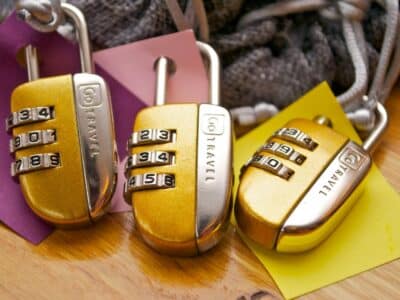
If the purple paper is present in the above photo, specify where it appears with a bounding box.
[0,14,145,243]
[96,65,146,158]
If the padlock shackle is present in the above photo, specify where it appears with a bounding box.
[61,3,94,74]
[196,41,221,106]
[154,56,170,106]
[24,3,94,80]
[362,102,388,154]
[154,41,221,106]
[25,45,40,81]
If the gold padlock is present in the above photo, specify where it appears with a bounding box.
[6,4,117,227]
[124,42,233,256]
[236,104,388,253]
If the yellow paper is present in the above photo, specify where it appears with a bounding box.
[233,82,400,299]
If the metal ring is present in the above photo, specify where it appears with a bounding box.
[15,0,64,32]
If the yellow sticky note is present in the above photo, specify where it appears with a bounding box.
[233,82,400,299]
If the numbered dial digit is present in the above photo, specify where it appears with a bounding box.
[19,109,32,122]
[9,129,57,153]
[248,154,294,180]
[128,129,175,147]
[143,173,157,186]
[125,151,174,174]
[6,107,54,131]
[261,141,306,165]
[37,107,52,120]
[157,129,171,142]
[163,174,175,187]
[138,151,151,163]
[273,127,318,151]
[124,173,176,198]
[11,153,61,177]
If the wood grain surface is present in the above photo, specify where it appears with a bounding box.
[1,88,399,300]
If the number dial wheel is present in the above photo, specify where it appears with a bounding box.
[11,153,61,177]
[125,151,175,174]
[6,106,54,131]
[9,129,57,153]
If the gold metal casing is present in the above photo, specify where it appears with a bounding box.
[236,119,350,251]
[128,103,232,256]
[10,74,117,226]
[130,104,198,255]
[11,75,88,225]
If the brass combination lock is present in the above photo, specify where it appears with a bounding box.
[124,42,233,256]
[6,4,117,227]
[235,104,388,253]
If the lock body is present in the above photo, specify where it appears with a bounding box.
[236,119,372,253]
[125,103,232,256]
[9,74,117,226]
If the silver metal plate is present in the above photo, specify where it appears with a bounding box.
[73,73,118,220]
[279,141,371,243]
[6,106,54,132]
[9,129,57,153]
[195,104,233,253]
[11,153,61,177]
[128,129,175,148]
[273,127,318,150]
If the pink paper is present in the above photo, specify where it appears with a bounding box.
[95,30,209,212]
[94,30,208,105]
[109,157,130,213]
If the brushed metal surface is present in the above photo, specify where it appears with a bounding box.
[362,102,388,153]
[73,73,118,221]
[278,141,371,252]
[195,104,233,253]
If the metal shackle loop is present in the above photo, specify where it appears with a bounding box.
[154,41,221,106]
[25,45,40,81]
[24,3,94,81]
[362,102,388,154]
[61,3,94,74]
[311,101,387,154]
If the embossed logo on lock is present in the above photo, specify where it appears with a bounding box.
[202,114,225,135]
[339,145,366,170]
[78,83,102,107]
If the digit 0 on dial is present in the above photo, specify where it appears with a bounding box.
[124,42,233,256]
[6,4,117,227]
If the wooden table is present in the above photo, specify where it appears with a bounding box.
[1,88,399,300]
